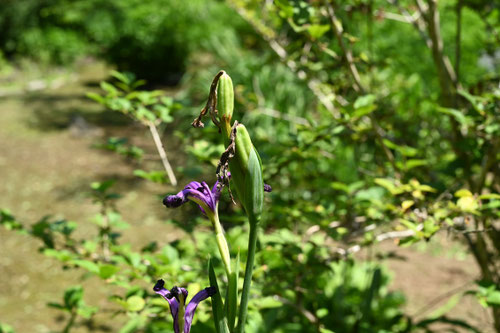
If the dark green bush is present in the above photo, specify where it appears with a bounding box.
[0,0,250,82]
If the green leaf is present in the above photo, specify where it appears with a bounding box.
[100,81,118,95]
[133,169,167,184]
[457,196,479,213]
[63,286,84,308]
[352,94,377,119]
[225,252,239,331]
[0,209,23,231]
[455,189,473,197]
[320,329,335,333]
[399,219,421,235]
[86,92,105,104]
[90,180,115,193]
[0,323,15,333]
[275,0,294,18]
[405,159,428,170]
[307,24,330,39]
[382,139,418,157]
[208,259,230,333]
[437,107,473,127]
[457,90,485,115]
[374,178,400,195]
[77,305,98,319]
[126,296,145,312]
[251,296,281,309]
[72,260,99,274]
[110,70,132,85]
[119,315,146,333]
[479,193,500,200]
[99,264,120,279]
[401,200,414,211]
[43,249,74,262]
[486,290,500,305]
[47,302,65,310]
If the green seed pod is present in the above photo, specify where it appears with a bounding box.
[217,72,234,128]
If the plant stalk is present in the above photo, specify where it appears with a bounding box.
[236,219,258,333]
[212,211,232,277]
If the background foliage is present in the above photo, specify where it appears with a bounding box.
[0,0,499,332]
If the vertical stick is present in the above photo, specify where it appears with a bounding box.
[147,121,177,186]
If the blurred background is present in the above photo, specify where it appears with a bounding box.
[0,0,499,332]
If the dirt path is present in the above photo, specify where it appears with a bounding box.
[375,238,494,332]
[0,62,182,332]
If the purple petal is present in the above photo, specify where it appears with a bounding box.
[170,286,189,302]
[163,180,219,215]
[184,181,203,190]
[184,287,217,333]
[183,182,216,213]
[264,184,272,192]
[211,180,222,203]
[153,280,180,333]
[163,194,186,208]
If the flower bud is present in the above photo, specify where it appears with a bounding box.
[217,71,234,128]
[231,124,264,224]
[216,72,264,224]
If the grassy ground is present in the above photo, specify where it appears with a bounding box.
[0,61,494,332]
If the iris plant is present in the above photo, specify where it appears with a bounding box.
[154,279,216,333]
[156,71,269,333]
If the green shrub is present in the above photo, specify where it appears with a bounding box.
[0,0,250,82]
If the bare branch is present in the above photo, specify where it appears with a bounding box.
[147,121,177,186]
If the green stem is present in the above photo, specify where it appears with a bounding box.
[191,198,232,277]
[63,310,77,333]
[178,293,186,333]
[212,211,232,277]
[236,219,259,333]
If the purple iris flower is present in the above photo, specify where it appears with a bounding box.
[153,279,216,333]
[163,176,272,216]
[163,180,221,216]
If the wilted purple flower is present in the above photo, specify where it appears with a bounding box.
[154,279,216,333]
[163,180,221,216]
[163,175,271,216]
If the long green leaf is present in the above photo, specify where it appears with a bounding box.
[209,259,230,333]
[225,252,239,331]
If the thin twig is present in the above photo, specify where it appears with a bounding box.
[147,121,177,186]
[476,138,499,193]
[335,229,418,256]
[419,0,458,104]
[324,0,365,93]
[412,280,473,318]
